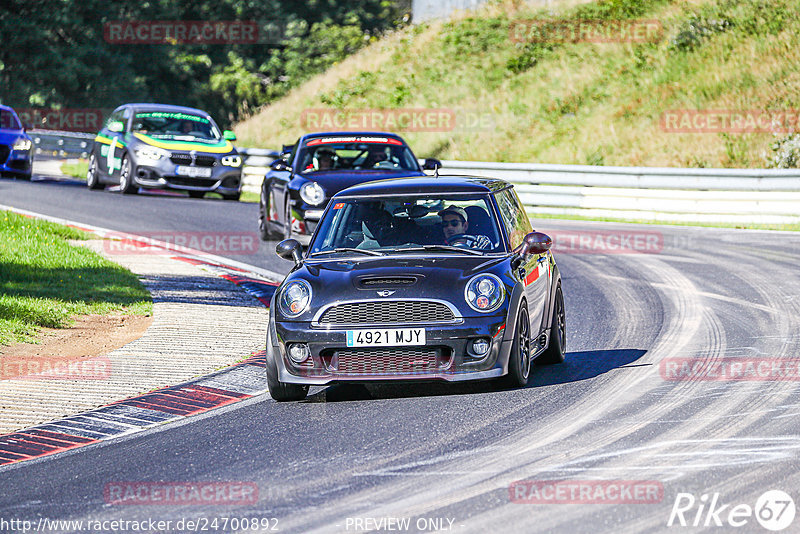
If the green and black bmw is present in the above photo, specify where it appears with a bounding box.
[87,103,242,200]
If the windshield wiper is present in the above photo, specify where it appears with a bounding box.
[311,248,385,257]
[391,245,484,256]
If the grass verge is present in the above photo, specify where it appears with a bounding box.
[236,0,800,169]
[60,159,88,180]
[0,210,153,346]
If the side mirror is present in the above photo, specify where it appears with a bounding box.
[270,159,291,172]
[281,144,294,156]
[223,130,236,141]
[422,158,442,171]
[276,239,303,265]
[522,231,552,256]
[108,121,124,133]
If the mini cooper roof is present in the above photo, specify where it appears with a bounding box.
[333,176,511,198]
[111,103,212,116]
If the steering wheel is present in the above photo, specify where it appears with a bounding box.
[446,234,478,247]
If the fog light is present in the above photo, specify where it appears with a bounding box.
[471,338,490,356]
[287,343,310,364]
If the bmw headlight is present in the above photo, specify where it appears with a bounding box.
[13,138,32,151]
[300,182,325,206]
[135,147,168,162]
[279,280,312,318]
[465,274,505,313]
[221,154,242,167]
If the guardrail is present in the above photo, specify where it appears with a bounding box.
[436,160,800,225]
[30,130,94,158]
[239,148,278,195]
[28,131,800,224]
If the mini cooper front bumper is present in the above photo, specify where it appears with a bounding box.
[268,312,516,385]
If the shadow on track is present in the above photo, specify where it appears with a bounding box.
[303,348,648,403]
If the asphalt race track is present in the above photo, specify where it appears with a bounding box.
[2,172,800,533]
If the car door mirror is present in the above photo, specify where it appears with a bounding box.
[522,231,552,256]
[223,130,236,141]
[271,159,292,172]
[108,121,124,133]
[422,158,442,171]
[276,239,303,265]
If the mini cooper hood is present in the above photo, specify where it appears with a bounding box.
[132,133,235,154]
[300,170,424,191]
[296,254,508,295]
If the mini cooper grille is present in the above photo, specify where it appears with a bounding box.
[318,301,454,325]
[169,153,217,167]
[334,348,441,375]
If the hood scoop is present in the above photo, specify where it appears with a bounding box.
[357,276,419,289]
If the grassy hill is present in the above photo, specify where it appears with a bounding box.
[234,0,799,169]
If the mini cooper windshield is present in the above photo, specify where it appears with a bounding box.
[309,194,506,255]
[131,111,221,142]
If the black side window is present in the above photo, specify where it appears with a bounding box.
[496,188,533,251]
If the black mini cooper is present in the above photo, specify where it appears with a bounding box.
[266,176,566,401]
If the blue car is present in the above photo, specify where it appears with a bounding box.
[0,105,34,180]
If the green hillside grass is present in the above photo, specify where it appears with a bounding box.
[235,0,799,169]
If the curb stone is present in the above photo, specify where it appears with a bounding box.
[0,206,284,467]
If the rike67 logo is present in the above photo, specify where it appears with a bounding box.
[668,490,795,531]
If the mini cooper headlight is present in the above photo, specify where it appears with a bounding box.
[300,182,325,206]
[279,280,312,318]
[135,147,168,162]
[465,274,505,313]
[221,154,242,167]
[13,138,32,151]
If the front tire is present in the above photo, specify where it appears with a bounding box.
[536,284,565,365]
[266,350,309,401]
[87,154,102,190]
[222,193,240,201]
[188,191,205,199]
[118,155,137,195]
[503,302,531,387]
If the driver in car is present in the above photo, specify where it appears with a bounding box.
[314,148,335,171]
[439,205,492,249]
